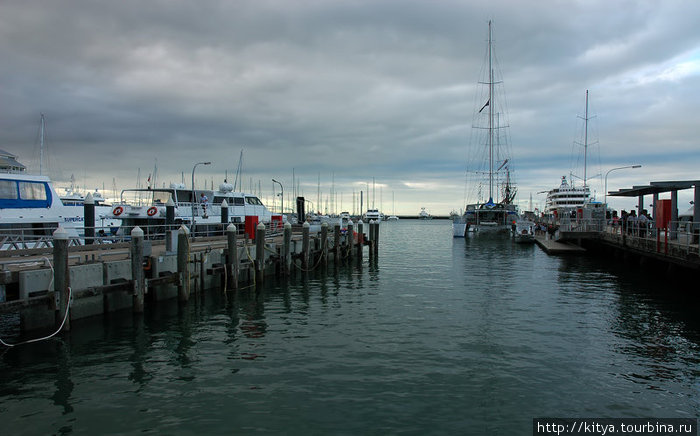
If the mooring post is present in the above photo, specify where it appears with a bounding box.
[283,221,292,275]
[255,222,266,286]
[130,226,145,313]
[356,220,364,262]
[332,223,340,264]
[346,221,354,261]
[84,192,95,245]
[302,221,310,270]
[368,220,376,259]
[165,197,176,252]
[220,199,229,229]
[226,224,238,290]
[53,226,70,332]
[373,221,379,257]
[321,222,329,268]
[177,225,190,302]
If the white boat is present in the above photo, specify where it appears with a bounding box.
[60,175,121,233]
[512,220,535,243]
[419,208,433,220]
[453,21,518,237]
[0,149,82,248]
[363,209,383,222]
[111,182,276,235]
[386,215,399,221]
[545,91,597,221]
[544,175,590,220]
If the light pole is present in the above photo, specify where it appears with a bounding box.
[191,161,211,232]
[604,164,641,206]
[272,178,283,218]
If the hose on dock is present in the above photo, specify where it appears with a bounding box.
[0,257,73,348]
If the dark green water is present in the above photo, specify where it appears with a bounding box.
[1,220,698,435]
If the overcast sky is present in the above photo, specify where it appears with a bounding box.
[2,0,699,215]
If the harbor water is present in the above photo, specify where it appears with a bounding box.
[0,220,698,434]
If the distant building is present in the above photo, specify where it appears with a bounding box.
[0,149,26,173]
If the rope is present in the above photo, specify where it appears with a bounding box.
[0,257,72,348]
[293,241,327,272]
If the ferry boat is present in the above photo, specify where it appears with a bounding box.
[544,176,590,219]
[363,209,383,222]
[0,149,82,247]
[60,176,121,232]
[453,21,518,237]
[111,182,275,234]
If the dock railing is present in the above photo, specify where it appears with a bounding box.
[603,219,700,257]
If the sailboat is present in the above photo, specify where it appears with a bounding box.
[453,21,518,237]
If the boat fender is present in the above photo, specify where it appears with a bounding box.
[147,206,158,216]
[113,206,124,216]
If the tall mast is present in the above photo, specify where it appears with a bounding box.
[583,89,589,188]
[39,113,45,176]
[488,20,494,201]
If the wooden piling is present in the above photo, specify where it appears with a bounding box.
[226,224,238,290]
[368,220,375,259]
[357,220,364,262]
[255,222,265,286]
[302,221,310,270]
[53,226,70,332]
[373,220,379,257]
[346,221,354,261]
[130,226,145,313]
[283,222,292,275]
[84,192,95,245]
[321,222,329,268]
[333,223,341,264]
[177,225,190,302]
[166,197,176,252]
[220,199,229,226]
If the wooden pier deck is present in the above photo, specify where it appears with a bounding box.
[534,235,586,254]
[0,221,380,337]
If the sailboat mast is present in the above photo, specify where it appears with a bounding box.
[39,114,45,176]
[488,20,494,201]
[583,89,589,189]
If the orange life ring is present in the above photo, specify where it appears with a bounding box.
[147,206,158,216]
[113,206,124,216]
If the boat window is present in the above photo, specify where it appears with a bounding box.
[245,196,262,205]
[19,181,47,201]
[232,197,245,206]
[213,196,225,205]
[175,191,193,203]
[0,180,17,199]
[151,191,172,204]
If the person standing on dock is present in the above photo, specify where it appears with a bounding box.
[200,193,209,218]
[638,209,649,238]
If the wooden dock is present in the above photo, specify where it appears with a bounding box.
[534,235,586,254]
[0,220,380,338]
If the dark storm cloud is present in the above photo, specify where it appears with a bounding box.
[1,0,699,213]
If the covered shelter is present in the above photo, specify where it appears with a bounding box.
[608,180,700,239]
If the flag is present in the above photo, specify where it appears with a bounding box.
[479,99,489,113]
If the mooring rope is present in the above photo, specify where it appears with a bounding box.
[0,257,72,348]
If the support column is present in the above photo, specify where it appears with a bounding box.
[84,193,95,245]
[177,225,190,302]
[670,190,678,240]
[53,226,70,332]
[226,224,238,290]
[130,226,145,313]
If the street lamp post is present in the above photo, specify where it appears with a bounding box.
[191,161,211,233]
[272,179,283,218]
[604,164,642,206]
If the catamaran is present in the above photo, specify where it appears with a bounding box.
[453,21,518,237]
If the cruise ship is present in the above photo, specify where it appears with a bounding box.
[544,176,590,218]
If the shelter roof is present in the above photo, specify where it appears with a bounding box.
[608,180,700,197]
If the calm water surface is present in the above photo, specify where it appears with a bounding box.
[1,220,698,434]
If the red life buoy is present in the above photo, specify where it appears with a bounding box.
[113,206,124,216]
[147,206,158,216]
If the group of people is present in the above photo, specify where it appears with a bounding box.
[609,209,651,237]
